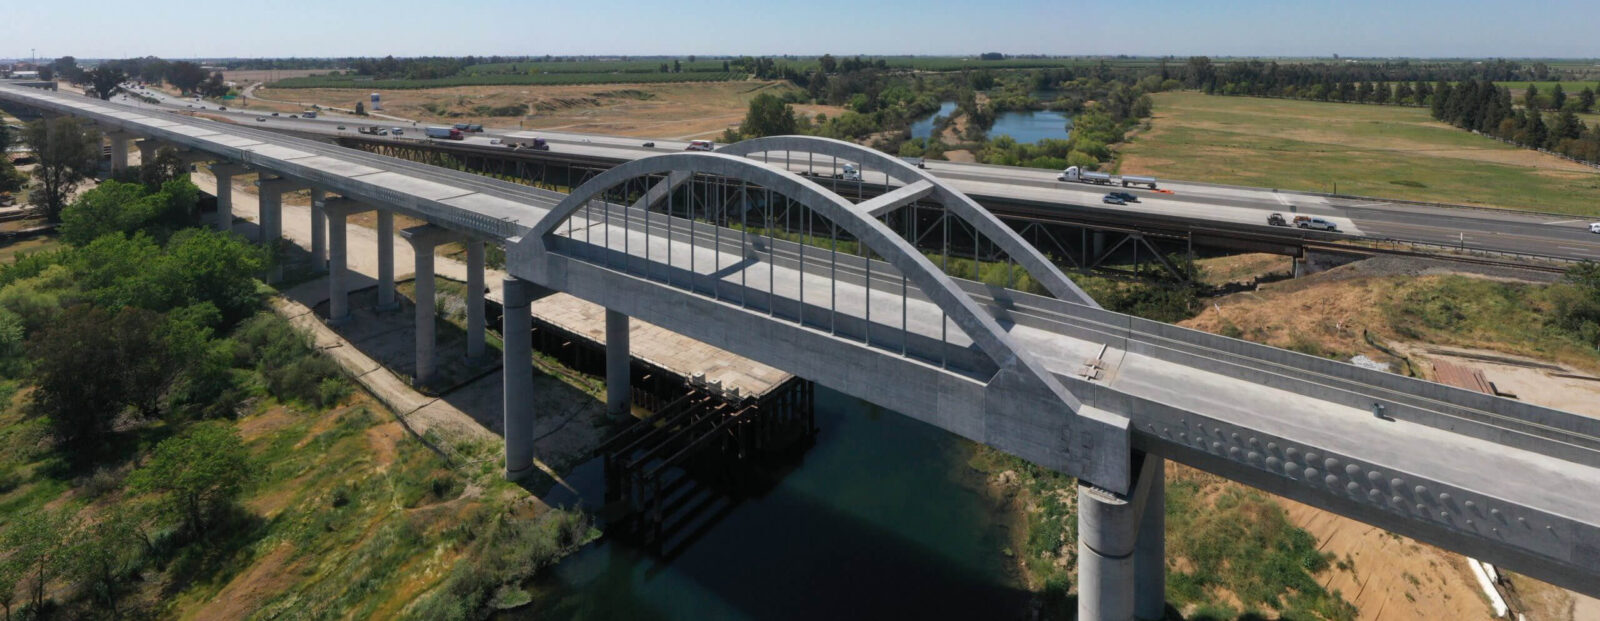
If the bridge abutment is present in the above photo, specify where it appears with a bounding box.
[606,309,630,418]
[1079,452,1166,621]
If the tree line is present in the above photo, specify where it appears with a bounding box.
[1430,80,1600,165]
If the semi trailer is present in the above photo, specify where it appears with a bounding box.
[1058,166,1158,189]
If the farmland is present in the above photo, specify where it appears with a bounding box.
[1119,91,1600,215]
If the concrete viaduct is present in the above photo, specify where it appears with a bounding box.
[3,82,1598,619]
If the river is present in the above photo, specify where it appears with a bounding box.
[518,386,1031,620]
[910,101,1072,144]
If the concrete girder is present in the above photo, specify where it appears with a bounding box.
[717,135,1099,309]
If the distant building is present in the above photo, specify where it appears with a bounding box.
[8,70,39,80]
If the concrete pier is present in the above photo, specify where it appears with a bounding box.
[606,309,630,417]
[465,240,486,359]
[502,276,535,479]
[207,163,248,232]
[1134,457,1166,621]
[135,138,158,166]
[403,225,454,385]
[108,132,130,172]
[309,188,327,273]
[1078,453,1166,621]
[322,197,371,325]
[376,209,397,310]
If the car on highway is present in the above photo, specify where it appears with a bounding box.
[218,106,226,111]
[337,125,346,130]
[255,117,266,122]
[270,112,279,116]
[289,114,299,118]
[1108,191,1139,203]
[391,128,404,136]
[642,142,656,148]
[1102,194,1127,205]
[1591,222,1600,234]
[1267,213,1288,226]
[686,139,715,151]
[1297,217,1339,231]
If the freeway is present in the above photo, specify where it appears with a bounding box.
[103,82,1600,261]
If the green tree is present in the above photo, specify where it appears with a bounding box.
[5,509,72,613]
[22,117,101,223]
[129,422,251,536]
[1580,87,1597,113]
[738,93,798,139]
[1551,83,1566,111]
[50,56,82,83]
[86,66,126,100]
[66,508,142,618]
[28,305,177,453]
[1524,84,1540,109]
[0,553,19,621]
[819,54,837,73]
[139,146,188,189]
[1553,109,1584,142]
[354,101,366,115]
[164,61,207,94]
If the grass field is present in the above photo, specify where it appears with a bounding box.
[270,71,749,89]
[1119,92,1600,215]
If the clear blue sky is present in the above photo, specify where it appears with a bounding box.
[4,0,1598,60]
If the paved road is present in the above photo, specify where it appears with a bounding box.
[113,85,1600,262]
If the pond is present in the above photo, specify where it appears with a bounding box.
[910,101,1072,144]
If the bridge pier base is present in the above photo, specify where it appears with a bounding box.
[309,189,327,273]
[502,276,536,480]
[605,309,630,418]
[1078,451,1166,621]
[257,177,306,283]
[376,209,397,311]
[465,240,486,360]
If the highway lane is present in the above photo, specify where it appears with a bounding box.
[111,85,1600,261]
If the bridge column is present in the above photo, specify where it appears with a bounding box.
[207,163,249,232]
[465,240,486,360]
[134,139,158,167]
[321,197,371,325]
[257,177,307,282]
[1134,456,1166,621]
[309,189,327,273]
[606,309,630,418]
[108,132,131,172]
[375,209,398,311]
[1079,452,1165,621]
[402,225,453,386]
[502,276,535,479]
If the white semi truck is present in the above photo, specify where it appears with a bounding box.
[1058,166,1158,189]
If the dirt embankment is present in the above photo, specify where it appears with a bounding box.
[1181,254,1600,620]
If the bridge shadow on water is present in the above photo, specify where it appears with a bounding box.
[511,387,1036,621]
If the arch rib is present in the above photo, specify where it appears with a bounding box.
[717,135,1099,309]
[513,151,1082,413]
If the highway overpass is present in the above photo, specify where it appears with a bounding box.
[3,82,1597,619]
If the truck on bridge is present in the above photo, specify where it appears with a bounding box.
[502,134,550,150]
[425,126,464,140]
[1058,165,1158,189]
